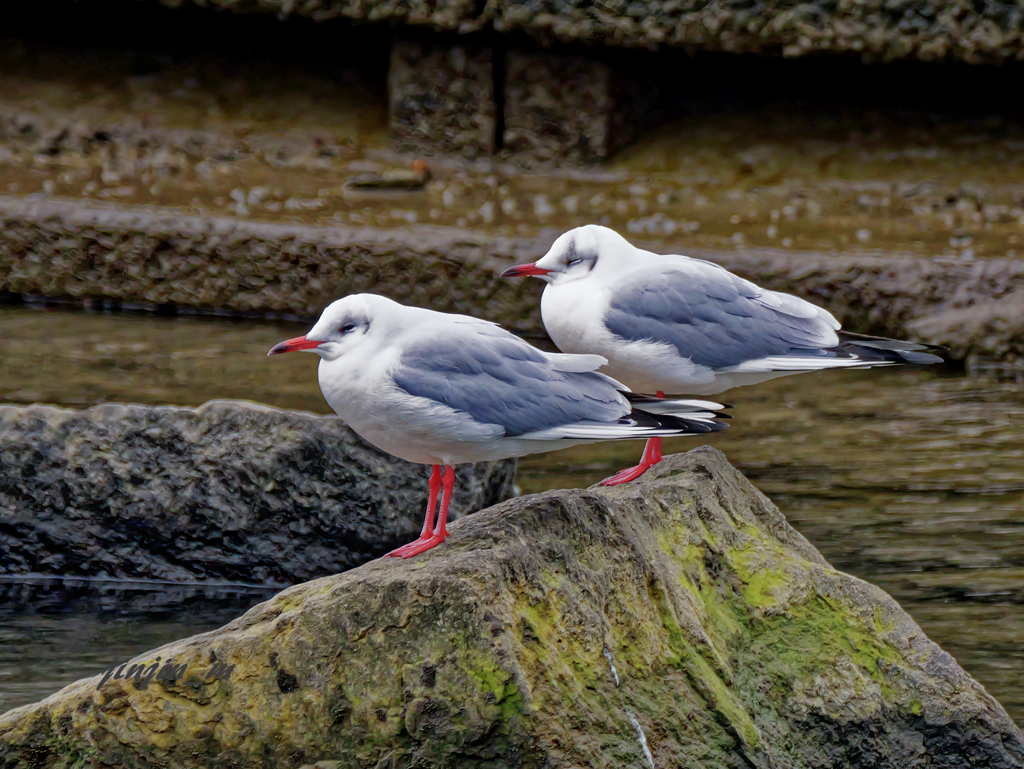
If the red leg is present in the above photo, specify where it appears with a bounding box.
[434,466,456,540]
[649,436,663,463]
[385,465,442,557]
[396,465,456,558]
[600,391,666,487]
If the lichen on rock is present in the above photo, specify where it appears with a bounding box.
[1,447,1020,767]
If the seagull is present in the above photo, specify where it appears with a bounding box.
[501,224,943,486]
[268,294,729,558]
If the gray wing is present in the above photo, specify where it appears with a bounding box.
[604,263,839,370]
[392,325,628,436]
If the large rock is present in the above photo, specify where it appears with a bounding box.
[0,401,516,584]
[1,448,1019,768]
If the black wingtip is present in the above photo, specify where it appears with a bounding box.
[624,407,730,435]
[830,331,946,365]
[898,351,945,365]
[836,330,947,355]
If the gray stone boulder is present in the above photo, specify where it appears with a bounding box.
[0,400,517,584]
[1,448,1019,768]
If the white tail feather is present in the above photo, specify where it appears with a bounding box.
[518,422,715,441]
[633,398,725,414]
[722,356,897,373]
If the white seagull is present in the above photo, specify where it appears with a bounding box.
[268,294,729,558]
[502,224,943,486]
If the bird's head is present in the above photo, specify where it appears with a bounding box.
[500,225,633,286]
[268,294,395,361]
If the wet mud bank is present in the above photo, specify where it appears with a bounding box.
[0,400,517,584]
[1,448,1021,768]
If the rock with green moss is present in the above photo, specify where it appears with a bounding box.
[1,447,1021,768]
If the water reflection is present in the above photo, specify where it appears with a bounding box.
[1,304,1022,723]
[0,303,319,412]
[0,577,277,714]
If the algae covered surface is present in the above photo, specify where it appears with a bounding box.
[1,448,1020,768]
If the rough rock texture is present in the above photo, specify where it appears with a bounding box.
[3,194,1024,365]
[0,401,516,584]
[1,448,1021,768]
[905,285,1024,369]
[502,49,659,163]
[155,0,485,32]
[0,196,545,327]
[488,0,1024,63]
[388,37,495,157]
[153,0,1024,64]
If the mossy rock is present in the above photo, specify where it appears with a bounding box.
[1,447,1020,768]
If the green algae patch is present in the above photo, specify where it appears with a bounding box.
[736,564,792,609]
[681,652,760,749]
[726,524,809,612]
[745,596,904,700]
[2,448,1020,769]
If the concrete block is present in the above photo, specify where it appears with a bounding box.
[502,48,659,163]
[388,37,495,157]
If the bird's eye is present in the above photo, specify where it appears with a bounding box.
[567,258,583,266]
[340,323,356,334]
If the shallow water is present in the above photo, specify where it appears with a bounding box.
[0,578,277,713]
[1,303,1022,723]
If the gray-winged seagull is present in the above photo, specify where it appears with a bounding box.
[501,224,943,486]
[269,294,729,558]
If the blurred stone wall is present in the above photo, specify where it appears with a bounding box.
[389,38,496,157]
[155,0,1024,65]
[502,49,660,164]
[143,0,1024,161]
[154,0,485,32]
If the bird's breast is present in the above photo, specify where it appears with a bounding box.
[541,282,610,356]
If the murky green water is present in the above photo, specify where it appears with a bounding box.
[0,578,277,713]
[2,303,1022,723]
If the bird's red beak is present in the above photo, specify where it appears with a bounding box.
[267,335,323,356]
[500,262,552,278]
